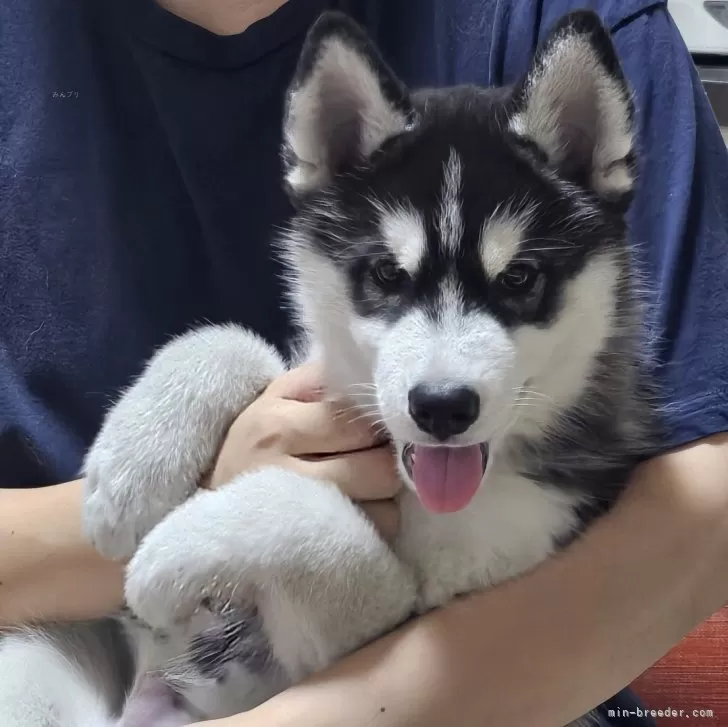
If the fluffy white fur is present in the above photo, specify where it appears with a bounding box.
[83,324,285,560]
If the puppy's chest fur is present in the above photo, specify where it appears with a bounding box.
[396,466,582,611]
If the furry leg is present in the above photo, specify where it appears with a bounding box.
[83,323,286,561]
[125,467,417,688]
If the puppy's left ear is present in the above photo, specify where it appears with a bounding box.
[509,11,636,203]
[282,11,414,199]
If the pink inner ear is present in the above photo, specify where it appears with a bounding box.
[117,677,195,727]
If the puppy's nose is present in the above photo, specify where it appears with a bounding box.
[408,383,480,441]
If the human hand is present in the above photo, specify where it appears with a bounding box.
[204,362,402,540]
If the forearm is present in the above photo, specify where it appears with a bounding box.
[205,434,728,727]
[0,480,124,625]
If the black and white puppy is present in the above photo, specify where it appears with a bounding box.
[0,10,657,727]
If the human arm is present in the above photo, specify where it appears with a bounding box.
[202,434,728,727]
[0,479,125,625]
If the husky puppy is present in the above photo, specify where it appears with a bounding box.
[0,10,657,727]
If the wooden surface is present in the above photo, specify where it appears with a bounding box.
[631,607,728,726]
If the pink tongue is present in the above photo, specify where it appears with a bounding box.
[411,445,485,514]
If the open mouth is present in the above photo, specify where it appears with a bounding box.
[401,443,489,478]
[401,442,489,514]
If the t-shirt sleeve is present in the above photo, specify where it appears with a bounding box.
[610,6,728,449]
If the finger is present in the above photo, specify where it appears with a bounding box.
[271,398,383,456]
[359,500,400,543]
[298,445,401,501]
[266,361,326,402]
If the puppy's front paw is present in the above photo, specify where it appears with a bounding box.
[83,324,285,560]
[83,460,160,562]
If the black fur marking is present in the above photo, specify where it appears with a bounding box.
[511,254,663,539]
[185,608,275,679]
[106,619,137,716]
[298,84,627,331]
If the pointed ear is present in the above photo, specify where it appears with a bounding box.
[282,11,414,198]
[509,11,636,202]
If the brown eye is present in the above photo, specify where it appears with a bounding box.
[497,263,540,294]
[371,258,410,292]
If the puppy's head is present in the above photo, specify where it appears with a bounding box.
[280,10,637,513]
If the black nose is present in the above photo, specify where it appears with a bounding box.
[408,383,480,441]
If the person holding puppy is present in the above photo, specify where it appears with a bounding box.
[2,1,728,725]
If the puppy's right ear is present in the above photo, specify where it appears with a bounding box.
[282,12,414,200]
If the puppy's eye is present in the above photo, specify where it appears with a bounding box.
[497,263,540,294]
[371,258,410,292]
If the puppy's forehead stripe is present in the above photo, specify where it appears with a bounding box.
[438,148,464,253]
[480,204,536,278]
[422,274,466,324]
[377,202,427,273]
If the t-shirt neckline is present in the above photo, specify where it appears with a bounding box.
[118,0,331,69]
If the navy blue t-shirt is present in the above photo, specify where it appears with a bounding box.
[3,0,727,722]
